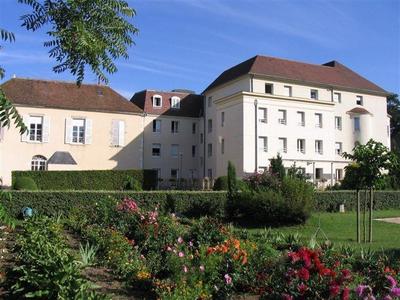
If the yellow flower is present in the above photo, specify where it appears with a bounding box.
[137,270,151,280]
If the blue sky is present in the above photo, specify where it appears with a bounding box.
[0,0,399,98]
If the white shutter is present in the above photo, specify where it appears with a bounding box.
[84,118,93,144]
[42,116,50,143]
[21,115,29,142]
[111,120,119,146]
[65,118,72,144]
[118,120,125,146]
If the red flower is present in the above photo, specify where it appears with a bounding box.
[298,283,308,295]
[329,282,340,297]
[298,267,310,281]
[282,294,293,300]
[288,251,300,263]
[341,287,350,300]
[320,267,332,277]
[341,269,352,281]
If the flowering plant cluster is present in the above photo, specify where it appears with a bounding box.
[207,238,248,265]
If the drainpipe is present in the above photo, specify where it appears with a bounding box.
[330,162,334,186]
[312,162,316,185]
[250,75,254,93]
[203,96,206,178]
[141,112,146,170]
[254,99,258,172]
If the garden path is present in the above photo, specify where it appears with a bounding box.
[374,217,400,224]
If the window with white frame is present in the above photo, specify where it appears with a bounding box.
[283,85,292,97]
[207,96,212,107]
[310,89,318,100]
[333,92,341,103]
[336,169,343,180]
[208,119,213,133]
[356,95,363,106]
[265,83,273,94]
[153,120,161,133]
[335,116,342,130]
[315,168,323,180]
[354,117,361,131]
[31,155,47,171]
[207,143,212,157]
[259,136,268,152]
[221,138,225,154]
[278,109,287,125]
[207,168,213,179]
[72,118,85,144]
[29,116,43,142]
[335,142,342,155]
[278,137,287,153]
[171,120,179,133]
[154,168,161,180]
[315,140,323,154]
[297,139,306,153]
[111,120,125,147]
[221,111,225,127]
[192,123,196,134]
[297,111,305,126]
[258,107,267,123]
[153,95,162,108]
[192,145,196,158]
[171,96,181,109]
[152,143,161,157]
[315,113,323,128]
[171,144,179,158]
[258,166,268,173]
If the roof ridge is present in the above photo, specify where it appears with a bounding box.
[7,77,109,87]
[253,55,340,70]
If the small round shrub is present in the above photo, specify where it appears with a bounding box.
[13,176,38,191]
[213,176,248,191]
[123,175,143,191]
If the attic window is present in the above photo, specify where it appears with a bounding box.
[171,96,181,109]
[265,83,273,94]
[97,89,104,96]
[153,95,162,108]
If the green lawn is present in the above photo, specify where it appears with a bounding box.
[243,210,400,252]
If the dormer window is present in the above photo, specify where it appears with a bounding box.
[171,96,181,109]
[153,95,162,108]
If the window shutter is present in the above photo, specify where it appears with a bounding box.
[65,118,72,144]
[21,115,29,142]
[84,119,93,144]
[118,120,125,146]
[42,116,50,143]
[111,120,119,146]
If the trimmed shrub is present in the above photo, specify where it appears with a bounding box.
[12,169,157,191]
[213,176,248,191]
[12,176,38,191]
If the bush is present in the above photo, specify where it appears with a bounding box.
[12,176,38,191]
[123,175,143,191]
[12,169,157,191]
[213,176,248,191]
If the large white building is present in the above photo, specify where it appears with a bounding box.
[0,55,391,188]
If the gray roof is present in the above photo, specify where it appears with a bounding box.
[48,151,77,165]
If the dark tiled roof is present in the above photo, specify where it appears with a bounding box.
[130,90,203,118]
[48,151,77,165]
[346,107,372,115]
[203,55,388,95]
[1,78,142,114]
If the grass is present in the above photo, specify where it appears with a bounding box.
[243,209,400,252]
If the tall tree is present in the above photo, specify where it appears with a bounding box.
[0,0,138,132]
[388,93,400,154]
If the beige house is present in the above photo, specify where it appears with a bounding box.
[0,78,144,187]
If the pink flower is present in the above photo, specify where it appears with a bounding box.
[329,283,340,297]
[183,265,188,273]
[298,283,308,294]
[391,288,400,297]
[282,294,293,300]
[189,241,193,247]
[342,288,350,300]
[224,274,232,285]
[387,275,398,289]
[166,246,172,251]
[199,265,205,272]
[177,237,183,244]
[178,251,184,258]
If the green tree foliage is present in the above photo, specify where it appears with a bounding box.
[269,154,285,180]
[227,161,237,197]
[388,93,400,154]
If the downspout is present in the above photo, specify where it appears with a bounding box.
[203,96,206,178]
[141,112,147,170]
[250,74,254,93]
[254,99,258,172]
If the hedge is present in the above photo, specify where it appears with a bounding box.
[11,170,158,191]
[3,191,227,218]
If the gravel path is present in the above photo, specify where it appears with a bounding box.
[374,217,400,224]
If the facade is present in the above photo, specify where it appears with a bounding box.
[0,55,391,188]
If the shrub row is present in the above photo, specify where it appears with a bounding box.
[12,169,158,191]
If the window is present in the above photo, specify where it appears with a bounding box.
[333,92,341,103]
[171,144,179,158]
[315,113,322,128]
[153,120,161,133]
[265,83,273,94]
[259,136,268,152]
[297,111,305,126]
[278,137,287,153]
[29,116,43,142]
[278,109,287,125]
[258,166,268,173]
[354,117,360,131]
[207,143,212,157]
[208,96,212,107]
[171,121,179,133]
[31,155,47,171]
[335,142,342,155]
[284,85,292,97]
[192,145,196,158]
[221,111,225,127]
[208,119,213,133]
[200,133,204,144]
[310,89,318,100]
[171,96,181,109]
[336,169,343,180]
[192,123,196,134]
[258,107,267,123]
[111,120,125,147]
[297,139,306,153]
[356,95,363,106]
[315,140,323,154]
[335,116,342,130]
[315,168,323,180]
[154,168,161,180]
[171,169,179,180]
[153,95,162,108]
[207,168,213,179]
[152,143,161,157]
[221,138,225,154]
[72,118,85,144]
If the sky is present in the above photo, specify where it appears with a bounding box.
[0,0,399,99]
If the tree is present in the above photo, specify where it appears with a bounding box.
[342,139,396,242]
[226,161,237,219]
[388,93,400,154]
[1,0,138,132]
[269,154,285,180]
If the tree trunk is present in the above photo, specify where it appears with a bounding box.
[357,189,360,243]
[369,187,373,243]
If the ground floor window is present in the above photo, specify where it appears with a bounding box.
[31,155,47,171]
[171,169,179,180]
[336,168,343,180]
[315,168,323,180]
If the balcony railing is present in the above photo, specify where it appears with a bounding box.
[297,148,305,154]
[259,147,268,152]
[298,121,305,127]
[278,119,287,125]
[315,123,322,128]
